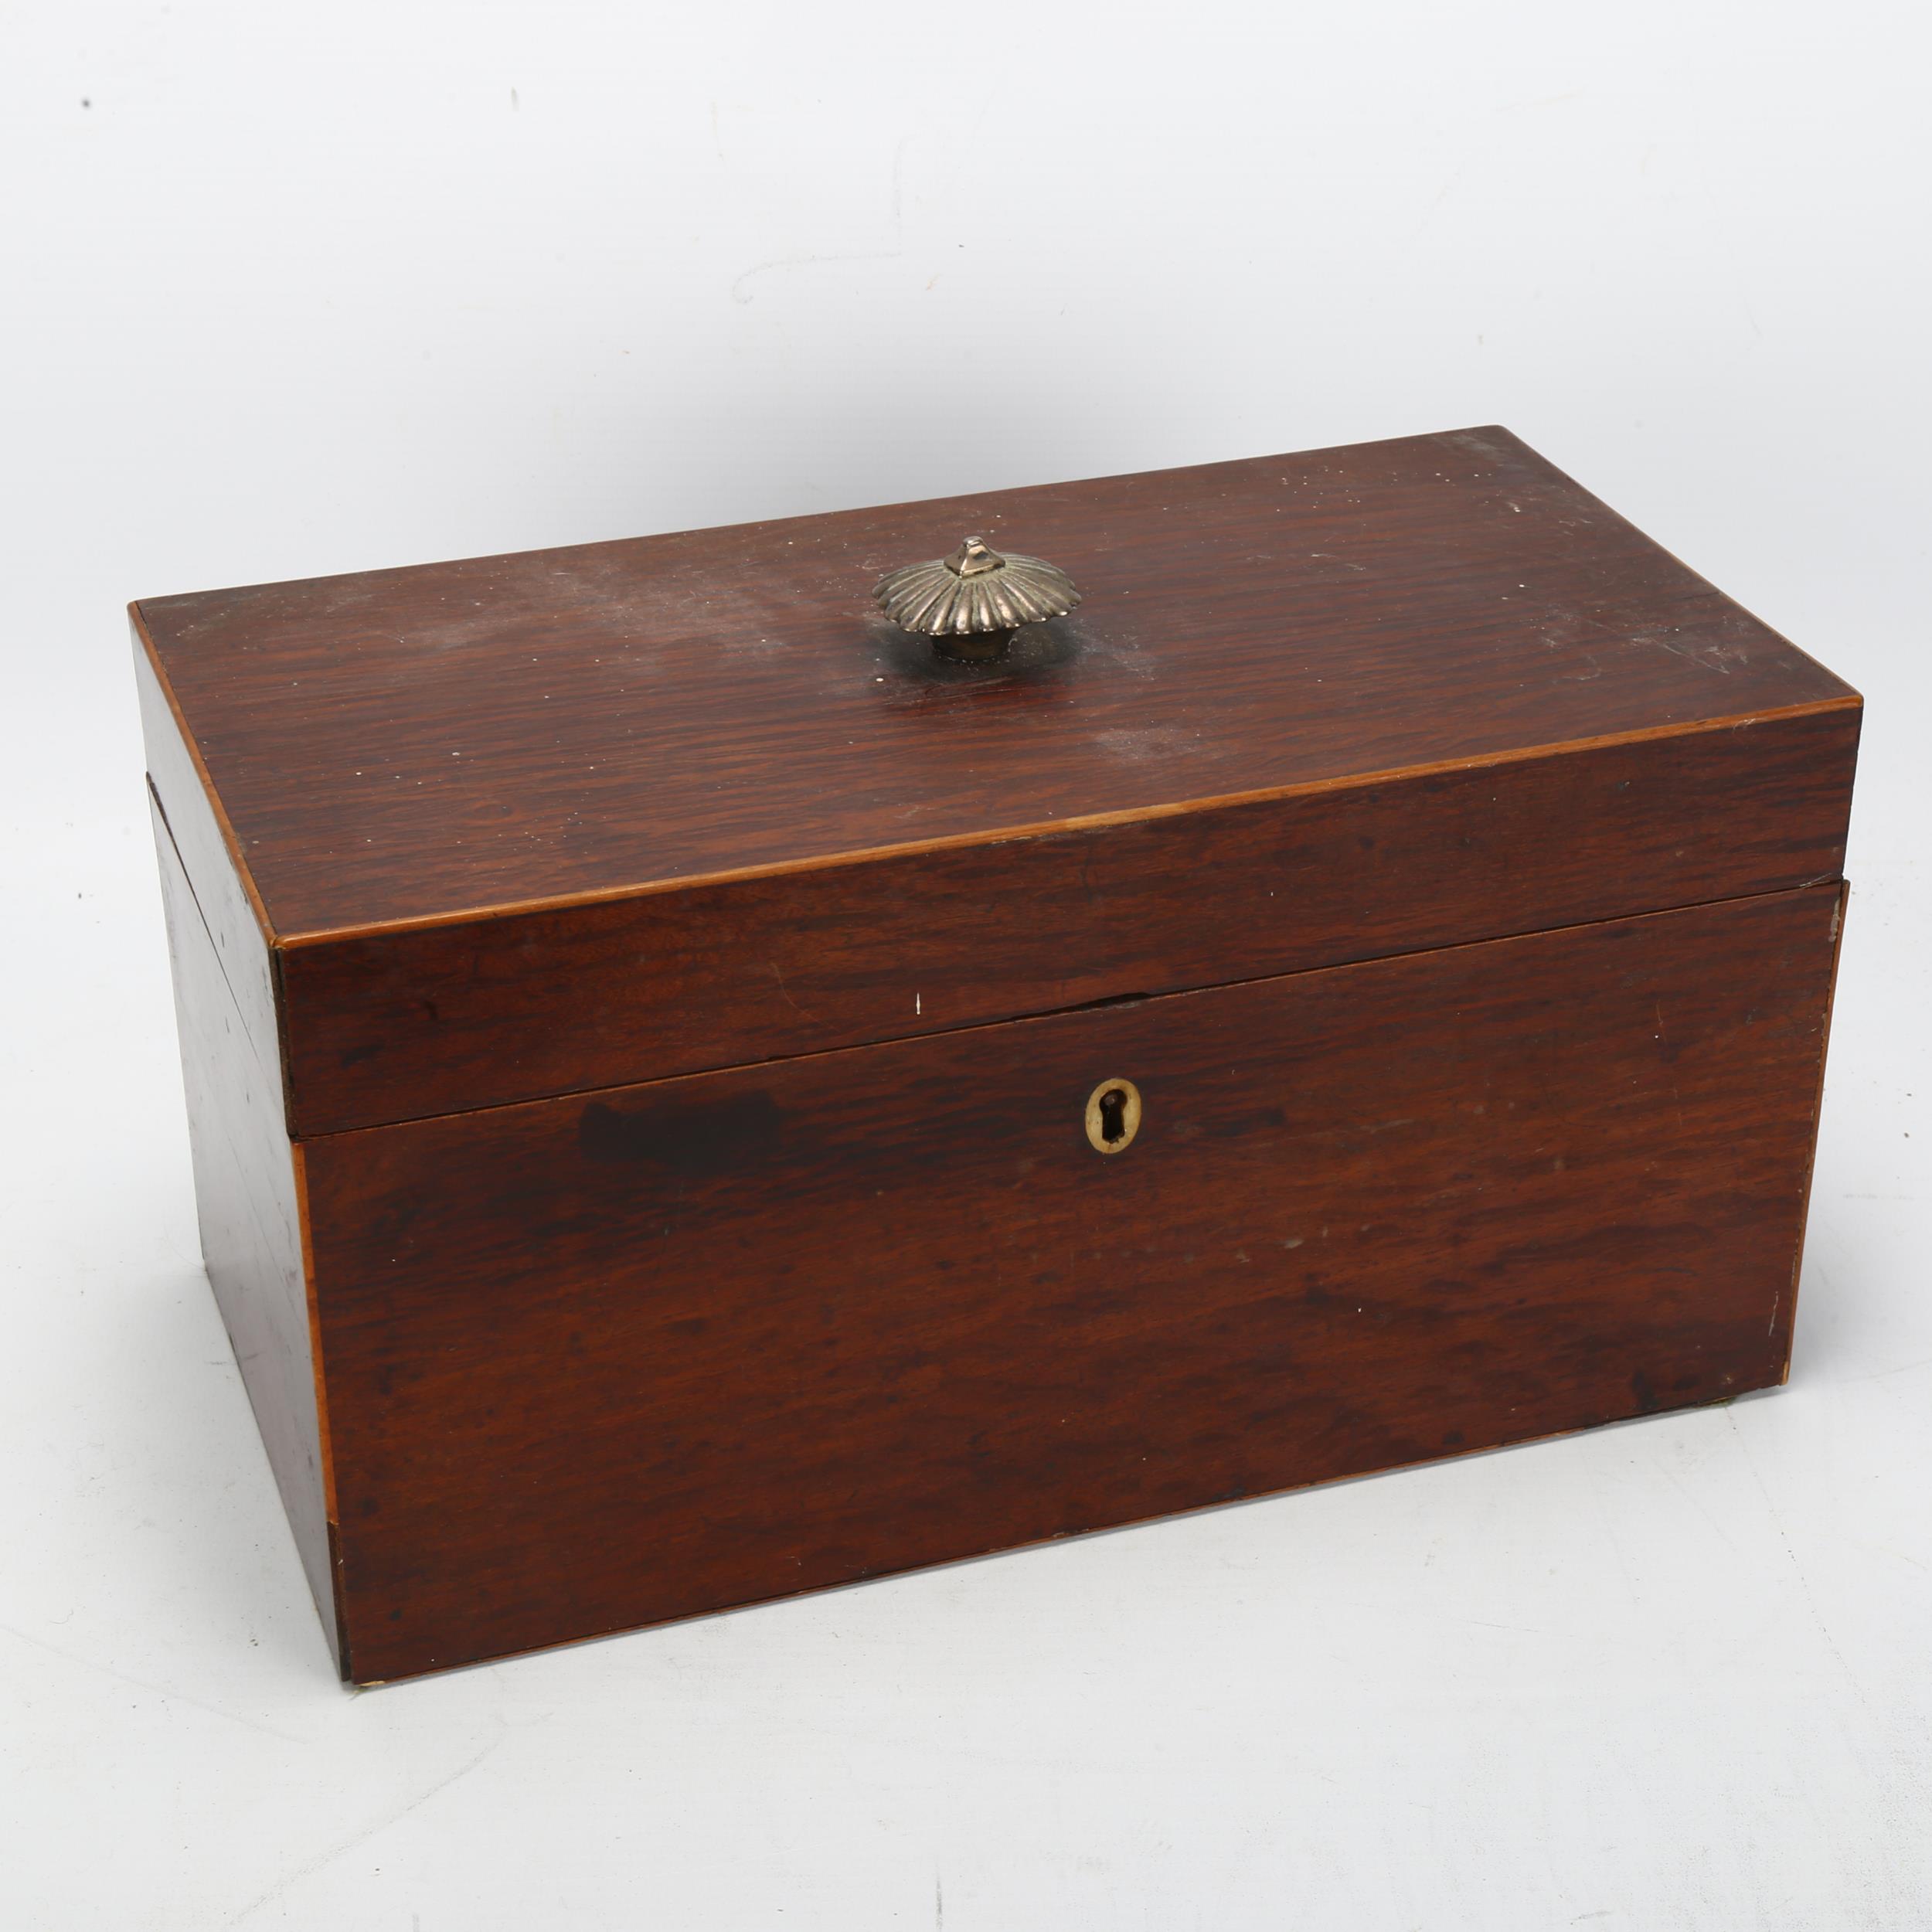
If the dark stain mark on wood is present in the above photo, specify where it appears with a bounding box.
[579,1091,790,1175]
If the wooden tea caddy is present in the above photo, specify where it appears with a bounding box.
[135,427,1859,1682]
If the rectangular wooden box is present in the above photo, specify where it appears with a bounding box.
[136,427,1859,1682]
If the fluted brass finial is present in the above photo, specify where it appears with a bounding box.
[872,536,1081,660]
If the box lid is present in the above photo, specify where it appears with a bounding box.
[135,426,1860,1138]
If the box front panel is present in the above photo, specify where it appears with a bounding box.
[305,887,1842,1682]
[275,705,1859,1134]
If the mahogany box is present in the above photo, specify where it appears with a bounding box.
[134,427,1859,1682]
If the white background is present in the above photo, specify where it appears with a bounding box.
[4,2,1929,1926]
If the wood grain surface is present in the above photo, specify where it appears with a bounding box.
[304,885,1844,1683]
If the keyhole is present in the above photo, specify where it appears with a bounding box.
[1084,1077,1143,1154]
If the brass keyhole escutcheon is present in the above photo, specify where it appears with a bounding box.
[1084,1077,1143,1155]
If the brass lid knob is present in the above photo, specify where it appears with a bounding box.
[872,536,1081,660]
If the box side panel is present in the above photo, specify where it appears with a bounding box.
[150,794,341,1672]
[1770,881,1852,1378]
[281,701,1859,1135]
[134,631,284,1099]
[304,886,1843,1683]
